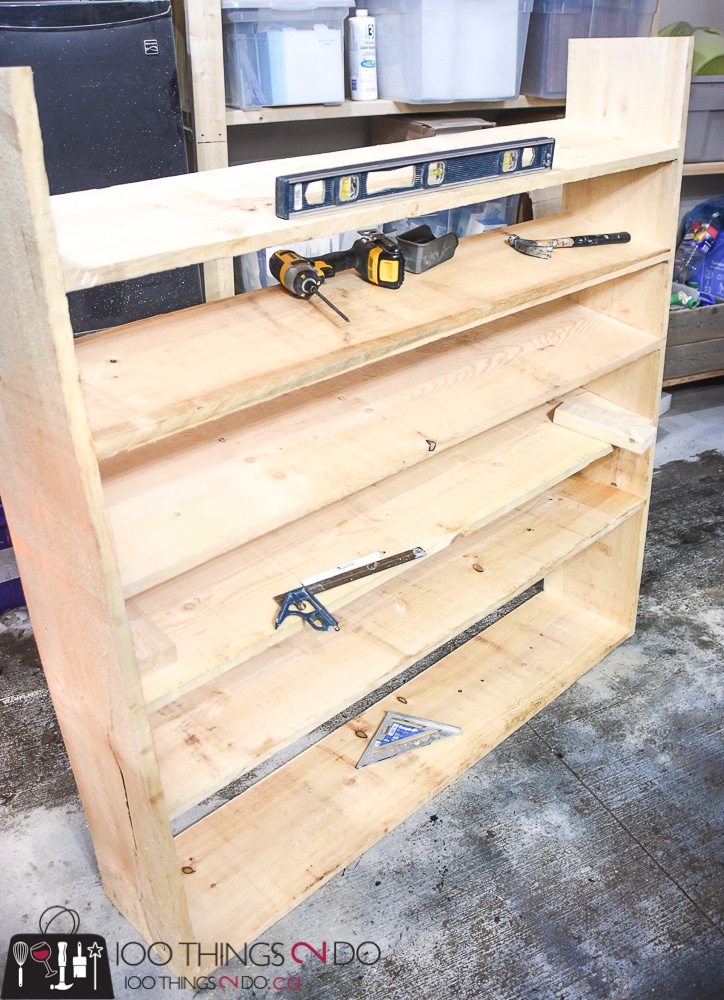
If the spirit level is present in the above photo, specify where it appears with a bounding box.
[275,137,555,219]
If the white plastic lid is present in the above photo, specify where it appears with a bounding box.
[356,7,367,13]
[222,0,353,9]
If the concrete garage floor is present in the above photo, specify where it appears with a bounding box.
[0,379,722,1000]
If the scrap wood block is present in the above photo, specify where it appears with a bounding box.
[552,389,657,454]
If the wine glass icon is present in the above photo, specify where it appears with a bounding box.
[30,940,56,978]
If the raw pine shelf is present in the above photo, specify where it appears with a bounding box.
[134,404,616,707]
[0,38,691,976]
[78,223,666,461]
[176,589,630,945]
[154,473,646,818]
[102,291,661,597]
[224,94,566,126]
[52,120,677,293]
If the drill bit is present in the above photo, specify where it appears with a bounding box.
[313,287,350,323]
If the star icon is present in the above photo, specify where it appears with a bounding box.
[88,942,103,960]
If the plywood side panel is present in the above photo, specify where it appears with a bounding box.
[564,40,689,267]
[545,341,664,633]
[571,262,671,340]
[563,163,683,250]
[585,350,664,425]
[105,388,612,598]
[0,67,192,945]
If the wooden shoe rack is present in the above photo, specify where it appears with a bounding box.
[0,37,691,975]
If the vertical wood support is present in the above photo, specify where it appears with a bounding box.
[182,0,235,300]
[545,511,649,633]
[564,35,691,254]
[565,36,692,149]
[0,67,193,946]
[546,351,660,631]
[571,263,671,340]
[547,36,692,634]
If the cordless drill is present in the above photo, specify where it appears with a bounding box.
[315,229,405,289]
[269,229,405,322]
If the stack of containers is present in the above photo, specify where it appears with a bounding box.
[685,74,724,162]
[221,0,352,109]
[520,0,659,99]
[384,197,520,243]
[364,0,534,103]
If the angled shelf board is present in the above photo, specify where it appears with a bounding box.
[154,474,646,818]
[51,120,677,293]
[0,37,691,976]
[133,406,617,705]
[177,589,630,946]
[78,231,667,461]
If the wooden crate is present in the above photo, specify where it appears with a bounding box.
[0,37,691,975]
[664,303,724,385]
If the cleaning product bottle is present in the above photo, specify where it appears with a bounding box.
[673,197,724,286]
[348,8,377,101]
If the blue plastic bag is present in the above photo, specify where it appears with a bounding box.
[674,195,724,290]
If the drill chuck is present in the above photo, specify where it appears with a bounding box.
[269,248,350,322]
[269,250,323,299]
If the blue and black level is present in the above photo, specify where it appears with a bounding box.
[275,136,555,219]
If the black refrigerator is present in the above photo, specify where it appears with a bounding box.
[0,0,203,334]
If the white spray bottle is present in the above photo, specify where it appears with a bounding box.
[348,8,378,101]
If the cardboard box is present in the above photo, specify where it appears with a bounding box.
[370,115,494,145]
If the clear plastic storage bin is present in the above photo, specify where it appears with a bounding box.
[364,0,533,103]
[222,0,350,109]
[520,0,658,99]
[384,196,520,241]
[684,76,724,163]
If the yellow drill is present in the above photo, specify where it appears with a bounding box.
[269,229,404,322]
